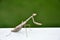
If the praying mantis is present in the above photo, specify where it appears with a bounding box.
[11,13,42,32]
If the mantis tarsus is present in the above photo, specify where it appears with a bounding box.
[11,13,42,32]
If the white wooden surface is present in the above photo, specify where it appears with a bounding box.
[0,28,60,40]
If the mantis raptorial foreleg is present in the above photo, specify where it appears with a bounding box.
[32,16,42,25]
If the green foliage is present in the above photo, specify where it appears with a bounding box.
[0,0,60,27]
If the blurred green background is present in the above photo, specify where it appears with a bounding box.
[0,0,60,28]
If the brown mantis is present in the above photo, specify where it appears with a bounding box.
[11,13,42,32]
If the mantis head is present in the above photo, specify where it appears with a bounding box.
[32,13,37,16]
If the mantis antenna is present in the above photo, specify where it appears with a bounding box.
[11,13,37,32]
